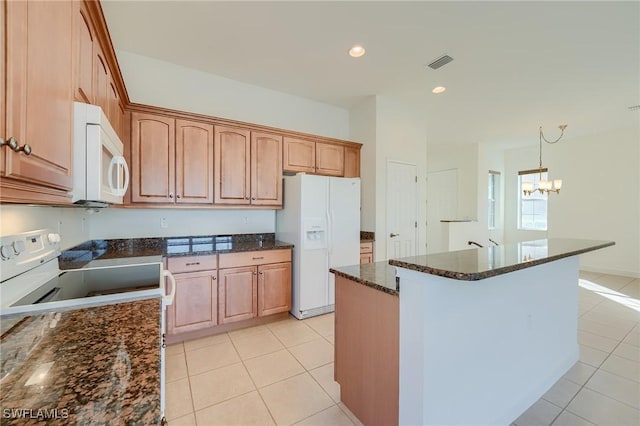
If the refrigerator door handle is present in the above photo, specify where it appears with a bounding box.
[325,209,332,254]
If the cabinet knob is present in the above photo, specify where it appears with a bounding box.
[169,193,173,199]
[176,194,181,199]
[245,197,249,200]
[251,197,256,200]
[213,276,217,280]
[18,144,32,155]
[1,137,19,151]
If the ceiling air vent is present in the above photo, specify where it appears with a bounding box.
[628,105,640,111]
[427,54,454,70]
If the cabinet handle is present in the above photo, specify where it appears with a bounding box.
[185,262,200,266]
[1,137,19,151]
[252,256,264,260]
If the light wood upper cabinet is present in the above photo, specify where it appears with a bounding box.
[214,126,251,205]
[283,137,354,177]
[316,142,344,176]
[74,1,94,104]
[131,112,176,203]
[218,266,258,324]
[176,120,214,204]
[283,137,316,173]
[258,262,291,317]
[94,44,109,118]
[251,132,282,206]
[167,270,218,335]
[3,0,74,192]
[344,146,361,178]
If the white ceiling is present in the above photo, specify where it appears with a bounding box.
[102,1,639,148]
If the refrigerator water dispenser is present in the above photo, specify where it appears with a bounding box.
[303,217,327,250]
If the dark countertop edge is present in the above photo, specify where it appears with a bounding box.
[389,241,616,281]
[330,267,398,296]
[440,219,476,223]
[166,242,295,257]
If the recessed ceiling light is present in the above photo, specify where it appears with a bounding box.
[432,86,446,94]
[348,45,366,58]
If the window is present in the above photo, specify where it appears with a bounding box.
[488,171,500,229]
[518,170,548,230]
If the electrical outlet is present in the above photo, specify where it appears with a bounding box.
[160,217,168,229]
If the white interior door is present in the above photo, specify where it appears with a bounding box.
[386,161,418,259]
[427,169,458,253]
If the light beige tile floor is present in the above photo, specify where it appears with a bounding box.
[166,272,639,425]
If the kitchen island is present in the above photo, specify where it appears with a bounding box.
[331,238,614,426]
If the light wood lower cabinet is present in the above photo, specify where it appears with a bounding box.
[258,262,292,317]
[360,241,374,264]
[218,266,258,324]
[218,249,292,324]
[168,270,218,335]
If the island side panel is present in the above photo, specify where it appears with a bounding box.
[335,275,399,426]
[397,256,580,426]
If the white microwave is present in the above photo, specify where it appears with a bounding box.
[72,102,129,207]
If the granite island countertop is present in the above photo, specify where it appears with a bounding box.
[60,233,294,270]
[390,238,615,281]
[330,262,399,295]
[0,298,161,425]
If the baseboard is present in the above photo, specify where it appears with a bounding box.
[580,266,640,279]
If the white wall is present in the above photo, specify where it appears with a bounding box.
[0,205,91,250]
[478,144,506,245]
[349,96,377,232]
[117,50,350,140]
[505,126,640,276]
[427,144,478,220]
[89,209,275,239]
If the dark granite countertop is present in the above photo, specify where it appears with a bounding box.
[330,262,398,296]
[360,231,375,242]
[60,233,294,270]
[0,298,161,425]
[390,238,615,281]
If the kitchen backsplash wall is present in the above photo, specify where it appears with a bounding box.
[0,205,92,250]
[0,206,276,247]
[88,209,275,239]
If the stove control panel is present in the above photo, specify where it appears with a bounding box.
[0,229,60,282]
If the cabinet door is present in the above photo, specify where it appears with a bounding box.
[360,253,373,264]
[214,126,251,205]
[130,113,176,203]
[251,132,282,206]
[316,143,344,177]
[258,262,291,317]
[167,271,218,335]
[4,0,74,191]
[344,146,361,178]
[93,44,109,116]
[74,1,94,104]
[283,137,315,173]
[176,120,214,204]
[218,266,257,324]
[107,79,122,138]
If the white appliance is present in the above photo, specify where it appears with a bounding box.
[72,102,129,207]
[276,174,360,319]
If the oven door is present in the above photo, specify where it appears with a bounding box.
[1,263,165,317]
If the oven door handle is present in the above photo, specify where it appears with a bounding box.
[162,270,176,306]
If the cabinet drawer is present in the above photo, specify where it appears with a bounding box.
[167,255,217,273]
[219,249,291,268]
[360,242,373,254]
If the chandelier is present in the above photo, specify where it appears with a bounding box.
[522,124,567,196]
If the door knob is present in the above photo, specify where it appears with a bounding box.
[390,233,399,238]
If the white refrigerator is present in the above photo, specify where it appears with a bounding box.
[276,174,361,319]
